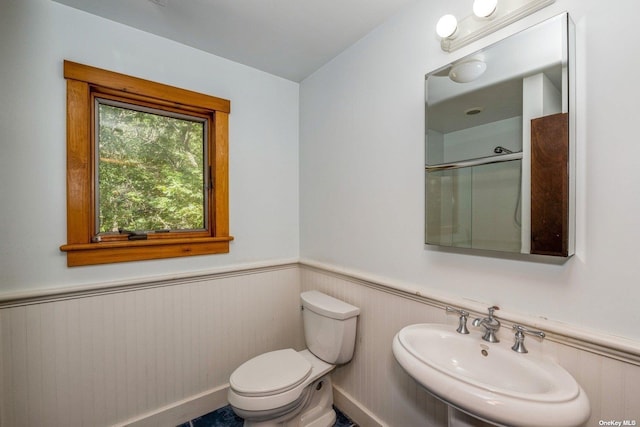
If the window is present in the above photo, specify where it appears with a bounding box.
[60,61,233,266]
[95,98,208,235]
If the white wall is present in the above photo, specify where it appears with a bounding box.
[442,117,522,162]
[300,0,640,341]
[0,0,300,295]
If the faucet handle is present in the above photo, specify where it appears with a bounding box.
[446,306,469,316]
[513,324,545,339]
[511,324,546,353]
[446,306,470,334]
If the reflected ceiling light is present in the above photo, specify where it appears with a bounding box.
[449,60,487,83]
[436,0,555,52]
[473,0,498,18]
[465,107,484,116]
[436,14,458,38]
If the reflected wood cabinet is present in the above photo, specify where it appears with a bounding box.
[531,112,569,256]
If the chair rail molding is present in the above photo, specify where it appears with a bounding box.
[299,259,640,366]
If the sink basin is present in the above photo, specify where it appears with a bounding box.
[392,323,590,427]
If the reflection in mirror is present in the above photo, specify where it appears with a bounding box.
[425,13,574,257]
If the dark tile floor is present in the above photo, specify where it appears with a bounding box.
[178,404,357,427]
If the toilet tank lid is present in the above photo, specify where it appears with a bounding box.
[301,291,360,320]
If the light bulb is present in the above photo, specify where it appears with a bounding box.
[473,0,498,18]
[436,14,458,39]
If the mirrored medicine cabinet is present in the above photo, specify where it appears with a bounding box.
[425,13,575,257]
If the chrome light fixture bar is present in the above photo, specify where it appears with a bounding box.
[438,0,555,52]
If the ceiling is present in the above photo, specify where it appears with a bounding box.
[426,13,565,133]
[52,0,418,82]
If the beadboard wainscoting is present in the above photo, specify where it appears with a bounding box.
[0,262,305,427]
[2,261,640,427]
[300,261,640,427]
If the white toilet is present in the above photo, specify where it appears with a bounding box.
[228,290,360,427]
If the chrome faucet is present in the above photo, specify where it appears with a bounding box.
[472,306,501,343]
[446,306,470,334]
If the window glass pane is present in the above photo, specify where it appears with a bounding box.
[96,100,207,233]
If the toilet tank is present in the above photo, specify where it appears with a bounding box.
[300,291,360,364]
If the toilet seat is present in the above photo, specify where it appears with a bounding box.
[228,349,334,413]
[230,348,312,397]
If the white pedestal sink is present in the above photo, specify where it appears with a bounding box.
[392,323,590,427]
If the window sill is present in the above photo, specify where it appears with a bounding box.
[60,236,234,267]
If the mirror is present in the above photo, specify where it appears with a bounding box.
[425,13,575,257]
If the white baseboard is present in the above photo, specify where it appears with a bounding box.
[115,382,374,427]
[333,384,386,427]
[116,382,377,427]
[116,384,229,427]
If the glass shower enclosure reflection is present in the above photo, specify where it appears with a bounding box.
[425,80,527,253]
[425,111,524,252]
[426,159,522,252]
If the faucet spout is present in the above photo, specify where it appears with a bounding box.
[473,306,501,343]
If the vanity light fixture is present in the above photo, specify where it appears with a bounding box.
[473,0,498,18]
[437,0,555,52]
[436,14,458,38]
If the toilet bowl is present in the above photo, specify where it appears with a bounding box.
[228,349,335,426]
[228,291,360,427]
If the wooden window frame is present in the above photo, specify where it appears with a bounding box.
[60,60,233,266]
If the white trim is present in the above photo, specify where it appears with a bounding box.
[6,259,640,366]
[0,258,299,308]
[333,384,386,427]
[300,259,640,366]
[113,382,378,427]
[115,384,229,427]
[4,257,639,366]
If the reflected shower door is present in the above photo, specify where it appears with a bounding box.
[426,160,521,252]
